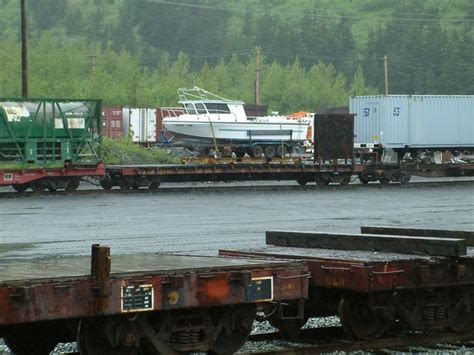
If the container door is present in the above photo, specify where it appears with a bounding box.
[129,108,140,142]
[351,96,381,145]
[382,96,408,149]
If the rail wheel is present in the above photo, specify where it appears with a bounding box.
[315,174,330,186]
[78,318,140,355]
[251,145,263,158]
[399,173,412,184]
[264,145,276,159]
[209,305,256,354]
[296,178,307,186]
[379,177,390,184]
[340,173,351,185]
[148,179,161,190]
[100,175,114,190]
[5,329,59,355]
[276,144,288,158]
[338,294,392,340]
[118,177,131,190]
[47,178,58,192]
[12,184,28,192]
[358,175,369,184]
[65,177,80,191]
[448,291,474,333]
[31,180,47,192]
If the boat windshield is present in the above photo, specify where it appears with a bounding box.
[205,103,231,114]
[195,103,207,114]
[184,103,196,114]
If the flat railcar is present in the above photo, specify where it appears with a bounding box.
[0,245,308,354]
[220,227,474,341]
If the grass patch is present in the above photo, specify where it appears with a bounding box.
[102,137,179,165]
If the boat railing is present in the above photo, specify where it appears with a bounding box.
[159,107,185,118]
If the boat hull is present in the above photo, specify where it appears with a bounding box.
[162,119,308,148]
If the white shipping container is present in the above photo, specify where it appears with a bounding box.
[126,108,157,143]
[350,95,474,149]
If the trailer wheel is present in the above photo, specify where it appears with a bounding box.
[263,145,276,159]
[251,145,263,158]
[338,294,392,340]
[276,144,288,158]
[12,184,28,193]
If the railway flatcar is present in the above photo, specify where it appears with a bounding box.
[0,98,104,191]
[221,227,474,341]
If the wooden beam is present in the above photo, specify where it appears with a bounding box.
[266,230,466,257]
[361,226,474,247]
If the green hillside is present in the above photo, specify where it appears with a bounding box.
[0,0,472,113]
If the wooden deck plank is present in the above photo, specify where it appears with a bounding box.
[266,230,467,257]
[361,226,474,247]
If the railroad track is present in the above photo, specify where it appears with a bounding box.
[240,327,474,354]
[0,179,473,199]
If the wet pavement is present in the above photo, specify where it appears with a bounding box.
[1,180,473,266]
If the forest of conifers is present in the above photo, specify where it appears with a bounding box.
[0,0,473,113]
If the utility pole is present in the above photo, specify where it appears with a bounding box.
[384,55,389,96]
[21,0,28,97]
[255,46,261,105]
[89,52,97,80]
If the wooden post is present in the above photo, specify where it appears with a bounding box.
[255,46,261,105]
[21,0,28,97]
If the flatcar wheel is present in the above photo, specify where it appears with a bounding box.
[315,174,330,186]
[379,177,390,184]
[12,184,28,193]
[340,173,351,185]
[65,177,80,191]
[338,294,391,340]
[264,145,276,159]
[358,175,369,184]
[296,178,307,186]
[100,176,114,190]
[77,318,139,355]
[30,180,46,192]
[148,179,161,190]
[5,330,58,355]
[448,292,474,333]
[251,145,263,158]
[118,177,131,190]
[209,305,256,354]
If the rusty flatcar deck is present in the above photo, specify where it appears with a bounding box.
[220,245,474,292]
[0,246,308,327]
[0,252,303,282]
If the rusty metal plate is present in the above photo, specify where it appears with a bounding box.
[314,114,354,161]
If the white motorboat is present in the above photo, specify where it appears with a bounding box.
[162,87,310,158]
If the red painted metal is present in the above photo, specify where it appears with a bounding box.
[218,249,474,293]
[0,250,308,327]
[0,162,106,186]
[102,106,124,139]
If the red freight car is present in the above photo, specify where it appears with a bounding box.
[0,245,308,354]
[220,227,474,341]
